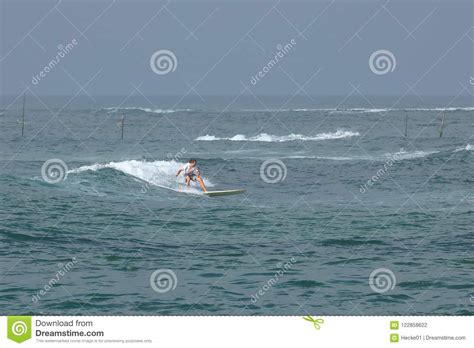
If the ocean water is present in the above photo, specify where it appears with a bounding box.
[0,96,473,315]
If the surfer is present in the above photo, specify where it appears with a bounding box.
[176,159,207,192]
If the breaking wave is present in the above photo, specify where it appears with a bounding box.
[99,107,194,114]
[195,129,360,142]
[68,160,213,194]
[453,144,474,153]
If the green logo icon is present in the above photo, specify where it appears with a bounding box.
[7,316,32,343]
[302,315,324,330]
[390,333,399,343]
[390,321,399,330]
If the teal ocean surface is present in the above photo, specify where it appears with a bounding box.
[0,96,473,315]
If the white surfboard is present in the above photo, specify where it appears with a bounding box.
[204,189,245,197]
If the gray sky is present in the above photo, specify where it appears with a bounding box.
[0,0,473,97]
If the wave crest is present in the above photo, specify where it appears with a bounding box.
[68,160,213,193]
[195,129,359,142]
[453,144,474,153]
[99,107,193,114]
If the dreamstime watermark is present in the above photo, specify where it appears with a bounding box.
[7,317,32,343]
[32,39,78,85]
[32,257,78,303]
[11,320,28,336]
[260,159,287,183]
[359,149,404,193]
[166,147,187,161]
[250,39,296,85]
[41,159,68,184]
[466,195,474,205]
[369,49,396,75]
[150,49,177,75]
[250,257,296,303]
[140,174,159,194]
[369,267,396,294]
[150,269,177,293]
[140,149,187,193]
[469,76,474,85]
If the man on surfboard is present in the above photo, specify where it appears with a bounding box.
[176,159,207,192]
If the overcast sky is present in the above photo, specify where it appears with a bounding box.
[0,0,473,98]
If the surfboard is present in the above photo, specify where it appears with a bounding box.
[204,189,245,197]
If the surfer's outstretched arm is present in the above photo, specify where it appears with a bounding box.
[196,176,207,192]
[175,168,183,177]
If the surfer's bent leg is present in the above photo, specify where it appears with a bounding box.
[185,175,191,187]
[196,175,207,192]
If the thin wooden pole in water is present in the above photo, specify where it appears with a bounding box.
[404,112,408,138]
[439,113,446,138]
[121,115,124,140]
[21,93,26,137]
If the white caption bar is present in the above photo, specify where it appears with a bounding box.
[0,316,472,347]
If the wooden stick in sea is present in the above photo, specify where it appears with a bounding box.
[21,93,26,137]
[120,115,124,140]
[404,112,408,138]
[439,113,446,138]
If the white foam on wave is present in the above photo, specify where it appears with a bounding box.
[281,149,439,161]
[101,107,193,114]
[407,107,474,112]
[196,135,220,141]
[386,149,439,160]
[68,160,213,193]
[291,108,336,112]
[328,107,474,114]
[287,155,357,161]
[195,129,359,142]
[453,144,474,153]
[330,108,389,114]
[100,106,474,114]
[259,107,474,113]
[242,108,387,113]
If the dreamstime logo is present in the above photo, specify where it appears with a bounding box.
[32,39,78,85]
[250,39,296,85]
[166,147,187,161]
[11,321,28,336]
[141,149,186,193]
[360,149,404,193]
[150,269,177,293]
[466,195,474,205]
[7,316,32,343]
[140,173,159,194]
[251,257,296,303]
[469,76,474,85]
[150,50,177,75]
[32,257,78,303]
[41,159,68,183]
[369,267,396,294]
[260,159,287,183]
[369,49,396,75]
